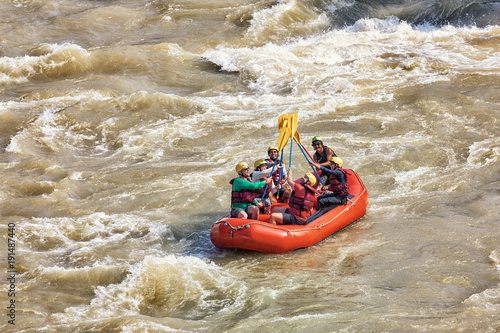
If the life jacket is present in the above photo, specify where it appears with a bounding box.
[288,184,317,219]
[265,158,276,168]
[313,146,336,164]
[253,177,271,197]
[229,177,255,206]
[265,159,286,184]
[328,168,350,204]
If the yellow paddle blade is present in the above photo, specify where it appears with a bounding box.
[293,130,301,144]
[277,114,290,152]
[277,126,291,152]
[288,113,298,141]
[278,114,288,131]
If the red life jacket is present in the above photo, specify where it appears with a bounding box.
[253,178,271,197]
[266,159,286,184]
[328,168,350,198]
[288,184,317,219]
[229,177,255,205]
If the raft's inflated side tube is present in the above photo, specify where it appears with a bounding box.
[210,170,368,254]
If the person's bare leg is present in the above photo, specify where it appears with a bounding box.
[247,205,259,220]
[269,213,284,225]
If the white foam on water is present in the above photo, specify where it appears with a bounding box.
[5,91,113,156]
[467,137,500,167]
[51,255,250,325]
[202,21,499,124]
[18,212,158,257]
[0,43,91,84]
[243,0,330,45]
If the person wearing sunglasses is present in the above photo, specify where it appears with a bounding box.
[311,136,337,168]
[311,136,337,187]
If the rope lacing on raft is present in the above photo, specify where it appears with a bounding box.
[216,219,293,238]
[215,221,250,238]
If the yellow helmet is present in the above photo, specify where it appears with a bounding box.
[254,159,267,169]
[235,162,249,173]
[267,146,278,153]
[329,157,343,168]
[305,173,317,186]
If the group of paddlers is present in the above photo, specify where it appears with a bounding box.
[229,136,351,225]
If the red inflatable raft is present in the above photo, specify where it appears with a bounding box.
[210,169,368,253]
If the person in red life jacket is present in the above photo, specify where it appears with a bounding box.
[268,168,318,225]
[251,159,279,214]
[230,162,272,220]
[265,146,287,199]
[311,136,337,186]
[312,157,350,209]
[265,146,279,167]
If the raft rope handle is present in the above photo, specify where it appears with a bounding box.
[223,220,293,238]
[227,223,249,238]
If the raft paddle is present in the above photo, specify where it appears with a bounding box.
[277,114,288,186]
[277,116,291,153]
[293,131,325,186]
[287,113,298,168]
[261,114,290,201]
[294,131,315,162]
[278,114,287,131]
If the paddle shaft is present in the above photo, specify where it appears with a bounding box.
[260,154,280,201]
[296,141,325,186]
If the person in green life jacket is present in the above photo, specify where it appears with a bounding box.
[230,162,272,220]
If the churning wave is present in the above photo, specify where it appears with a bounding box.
[315,0,500,27]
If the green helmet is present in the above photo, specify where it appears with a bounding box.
[312,136,323,144]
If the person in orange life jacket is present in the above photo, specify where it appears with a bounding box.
[311,136,337,186]
[268,168,318,225]
[251,159,280,213]
[230,162,272,219]
[265,146,287,198]
[312,157,349,209]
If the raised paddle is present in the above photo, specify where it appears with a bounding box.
[287,113,298,168]
[277,115,287,189]
[278,113,287,130]
[293,131,314,161]
[293,131,325,186]
[277,113,288,157]
[277,120,291,153]
[262,115,290,201]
